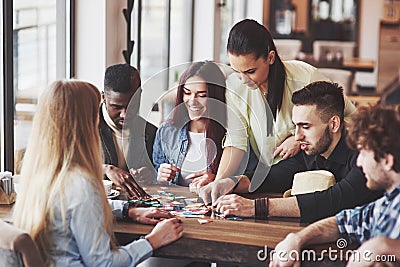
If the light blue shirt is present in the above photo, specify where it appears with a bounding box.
[50,169,153,266]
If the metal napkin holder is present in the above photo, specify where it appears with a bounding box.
[0,174,16,204]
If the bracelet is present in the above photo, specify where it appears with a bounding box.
[254,197,268,220]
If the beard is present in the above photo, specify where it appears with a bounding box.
[308,126,332,156]
[366,173,392,191]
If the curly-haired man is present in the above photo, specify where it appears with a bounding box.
[271,105,400,267]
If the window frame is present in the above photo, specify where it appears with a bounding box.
[1,0,74,172]
[2,0,14,171]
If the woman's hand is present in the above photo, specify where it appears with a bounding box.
[197,178,237,205]
[128,207,173,225]
[157,163,180,184]
[145,218,183,249]
[273,135,300,160]
[186,171,216,190]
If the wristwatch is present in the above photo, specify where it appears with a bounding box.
[122,202,132,220]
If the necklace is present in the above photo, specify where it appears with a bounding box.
[261,89,268,97]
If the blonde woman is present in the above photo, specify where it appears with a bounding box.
[13,80,183,266]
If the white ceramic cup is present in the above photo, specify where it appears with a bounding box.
[102,180,113,195]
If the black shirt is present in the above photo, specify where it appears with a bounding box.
[255,134,382,223]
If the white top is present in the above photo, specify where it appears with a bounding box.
[179,131,208,186]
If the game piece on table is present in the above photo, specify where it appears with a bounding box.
[226,216,244,221]
[170,210,205,218]
[198,219,213,224]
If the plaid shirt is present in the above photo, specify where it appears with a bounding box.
[336,184,400,244]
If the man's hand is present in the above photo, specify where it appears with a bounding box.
[187,171,216,190]
[195,178,236,204]
[157,163,180,184]
[130,167,154,185]
[213,194,255,217]
[273,135,300,160]
[103,164,149,199]
[269,233,302,267]
[346,236,400,267]
[128,207,173,225]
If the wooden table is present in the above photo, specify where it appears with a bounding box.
[299,54,375,73]
[348,95,381,107]
[342,57,375,73]
[115,185,347,266]
[1,185,348,266]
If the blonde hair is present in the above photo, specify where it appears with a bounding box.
[13,80,116,264]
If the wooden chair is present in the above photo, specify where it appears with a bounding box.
[319,68,353,95]
[0,219,44,267]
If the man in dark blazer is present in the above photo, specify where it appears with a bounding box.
[100,64,157,198]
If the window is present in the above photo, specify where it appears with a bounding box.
[0,0,4,170]
[131,0,193,126]
[1,0,72,173]
[215,0,263,64]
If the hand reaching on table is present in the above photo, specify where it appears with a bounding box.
[196,178,237,205]
[145,218,183,250]
[128,207,173,225]
[214,194,255,217]
[103,164,149,199]
[187,171,216,191]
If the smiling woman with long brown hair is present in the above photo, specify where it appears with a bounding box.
[153,61,227,187]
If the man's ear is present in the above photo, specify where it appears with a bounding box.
[382,153,395,172]
[101,92,106,103]
[268,50,276,65]
[330,115,341,133]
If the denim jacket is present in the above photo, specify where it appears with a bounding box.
[153,122,189,184]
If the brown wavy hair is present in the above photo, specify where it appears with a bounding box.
[172,61,227,174]
[346,105,400,173]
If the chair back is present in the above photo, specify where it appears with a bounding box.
[273,39,302,60]
[0,219,44,267]
[319,68,353,95]
[313,41,356,61]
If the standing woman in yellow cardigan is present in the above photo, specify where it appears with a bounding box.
[192,19,356,191]
[13,80,182,266]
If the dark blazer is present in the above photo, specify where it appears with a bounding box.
[98,107,157,172]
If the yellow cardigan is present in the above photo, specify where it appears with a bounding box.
[223,60,356,165]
